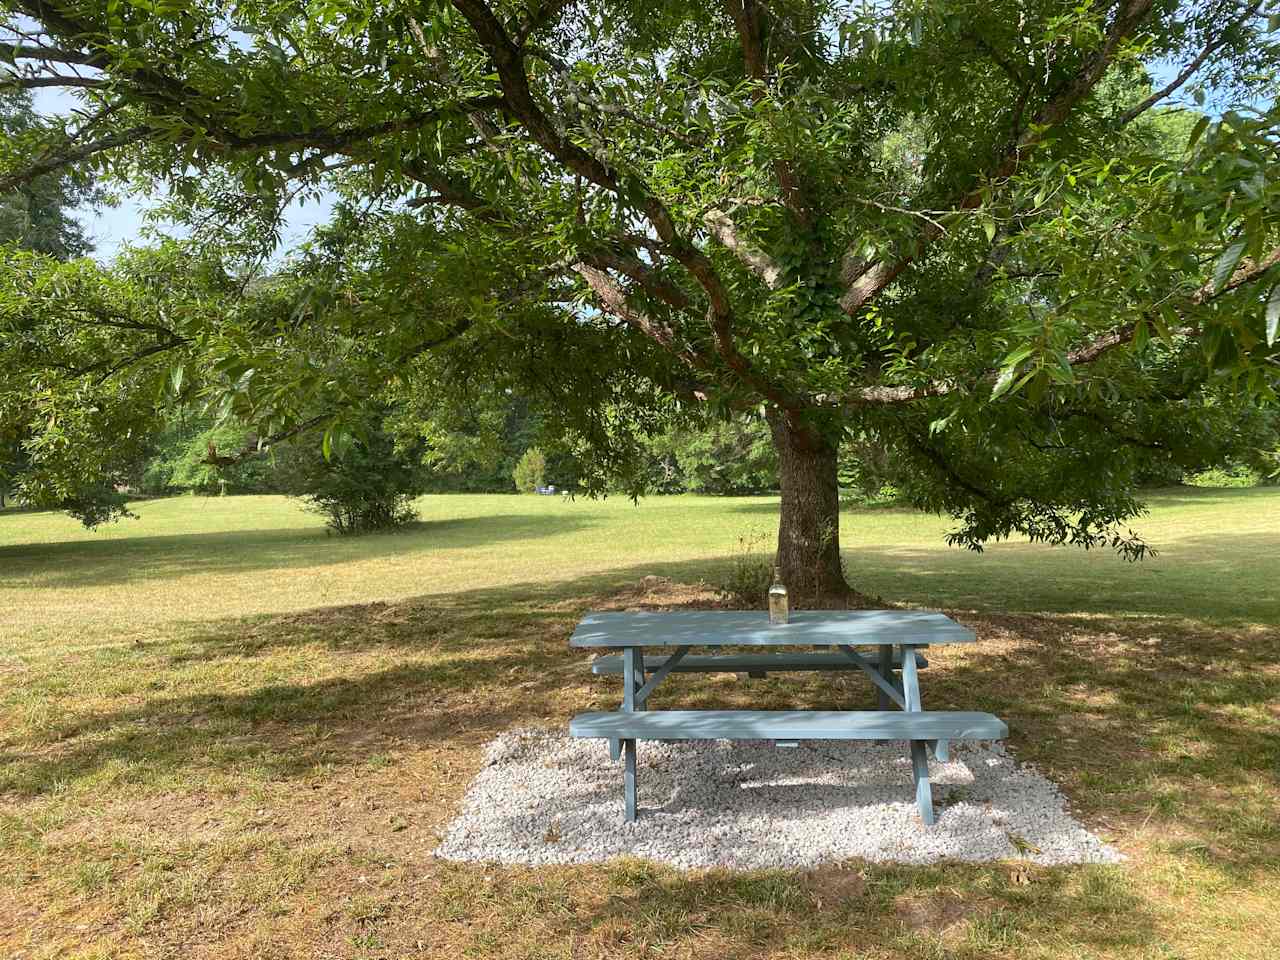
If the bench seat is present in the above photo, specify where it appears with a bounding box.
[589,651,928,676]
[570,709,1005,742]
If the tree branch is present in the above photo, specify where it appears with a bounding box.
[573,263,704,371]
[0,74,106,90]
[0,95,503,193]
[844,242,1280,407]
[0,125,151,192]
[838,0,1154,316]
[703,208,786,289]
[723,0,812,227]
[1116,0,1265,127]
[0,40,106,67]
[451,0,805,413]
[579,247,694,312]
[204,414,330,467]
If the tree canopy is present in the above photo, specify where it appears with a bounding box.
[0,88,94,258]
[2,1,1278,590]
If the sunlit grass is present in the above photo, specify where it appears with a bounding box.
[1,487,1274,656]
[0,487,1277,958]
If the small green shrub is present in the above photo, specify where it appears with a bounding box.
[279,428,424,535]
[512,447,547,493]
[719,529,774,606]
[1185,465,1261,488]
[839,483,905,508]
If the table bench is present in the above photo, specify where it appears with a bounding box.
[569,610,1006,824]
[590,650,929,679]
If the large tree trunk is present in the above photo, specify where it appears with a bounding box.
[769,412,849,599]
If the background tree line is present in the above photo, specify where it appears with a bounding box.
[63,391,1280,508]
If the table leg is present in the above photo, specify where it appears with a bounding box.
[877,644,892,708]
[910,739,935,825]
[623,738,637,822]
[622,646,641,821]
[902,645,936,823]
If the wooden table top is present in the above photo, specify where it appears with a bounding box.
[569,609,975,648]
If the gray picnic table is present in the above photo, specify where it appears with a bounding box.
[569,610,1007,824]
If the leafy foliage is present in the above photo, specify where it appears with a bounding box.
[139,417,277,495]
[644,416,778,494]
[0,245,211,524]
[277,423,425,535]
[0,91,94,260]
[2,0,1278,576]
[512,446,547,493]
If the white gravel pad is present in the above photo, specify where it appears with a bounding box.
[434,728,1121,870]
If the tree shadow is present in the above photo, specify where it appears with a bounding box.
[725,500,782,517]
[515,857,1161,958]
[6,559,1275,884]
[0,513,593,588]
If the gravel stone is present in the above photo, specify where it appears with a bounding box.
[435,728,1122,870]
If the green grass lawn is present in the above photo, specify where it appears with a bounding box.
[1,489,1277,959]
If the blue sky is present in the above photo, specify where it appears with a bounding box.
[74,178,337,261]
[32,86,336,261]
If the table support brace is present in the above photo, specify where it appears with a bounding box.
[837,645,906,710]
[634,646,690,706]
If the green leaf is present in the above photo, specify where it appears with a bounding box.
[169,364,184,395]
[1155,307,1177,342]
[1186,114,1210,151]
[1001,345,1034,367]
[1132,319,1149,350]
[1212,240,1246,293]
[928,410,957,435]
[990,364,1018,400]
[1267,285,1280,347]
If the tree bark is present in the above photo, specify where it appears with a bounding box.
[769,412,849,598]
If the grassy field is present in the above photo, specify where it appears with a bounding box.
[0,489,1277,958]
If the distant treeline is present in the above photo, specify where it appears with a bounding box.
[136,401,1274,504]
[136,406,782,498]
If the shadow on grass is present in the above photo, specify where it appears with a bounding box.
[0,513,594,588]
[1121,485,1277,507]
[5,561,1277,882]
[723,485,1268,518]
[505,858,1159,959]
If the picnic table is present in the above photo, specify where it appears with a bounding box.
[569,610,1007,824]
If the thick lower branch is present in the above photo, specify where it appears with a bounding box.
[838,0,1154,317]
